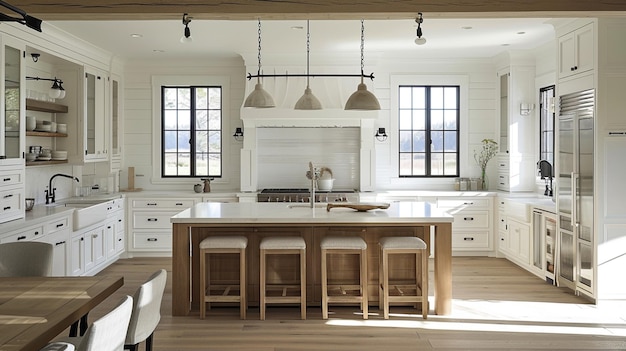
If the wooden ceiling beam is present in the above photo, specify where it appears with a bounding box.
[13,0,626,21]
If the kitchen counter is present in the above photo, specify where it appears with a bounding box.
[170,201,453,316]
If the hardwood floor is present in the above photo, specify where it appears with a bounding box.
[77,257,626,350]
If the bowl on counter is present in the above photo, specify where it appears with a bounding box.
[25,198,35,211]
[57,123,67,134]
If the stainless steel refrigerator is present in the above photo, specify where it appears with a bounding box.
[557,89,594,295]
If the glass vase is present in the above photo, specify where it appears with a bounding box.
[481,169,488,190]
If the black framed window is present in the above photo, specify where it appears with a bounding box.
[539,85,555,167]
[161,86,222,177]
[398,85,460,177]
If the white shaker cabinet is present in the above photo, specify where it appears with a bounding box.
[84,66,108,162]
[436,197,493,252]
[558,22,594,80]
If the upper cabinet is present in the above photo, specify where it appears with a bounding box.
[1,36,24,167]
[84,67,108,162]
[558,22,594,80]
[109,74,122,172]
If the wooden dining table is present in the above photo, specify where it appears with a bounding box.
[0,276,123,351]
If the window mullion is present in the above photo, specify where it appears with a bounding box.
[190,87,196,176]
[425,87,432,176]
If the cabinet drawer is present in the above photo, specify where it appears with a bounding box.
[438,198,490,211]
[1,225,44,243]
[453,231,490,249]
[133,211,180,229]
[451,211,489,228]
[46,218,69,235]
[133,232,171,250]
[0,188,23,220]
[131,199,195,209]
[0,170,23,188]
[496,173,509,191]
[497,157,509,171]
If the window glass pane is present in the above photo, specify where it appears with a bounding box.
[164,110,177,130]
[444,110,457,129]
[431,153,444,175]
[399,153,412,176]
[163,131,178,152]
[399,110,412,130]
[208,131,221,152]
[195,110,208,130]
[431,87,444,109]
[399,87,412,109]
[431,131,443,152]
[195,153,208,176]
[412,110,426,130]
[196,87,208,109]
[413,131,426,152]
[444,87,457,109]
[444,153,457,174]
[195,131,208,153]
[178,131,190,152]
[209,88,221,109]
[431,110,444,130]
[163,88,178,109]
[209,154,222,175]
[177,153,191,175]
[399,131,412,152]
[177,89,190,109]
[163,153,179,176]
[208,110,221,130]
[412,87,426,108]
[178,110,191,130]
[412,154,426,175]
[444,131,457,151]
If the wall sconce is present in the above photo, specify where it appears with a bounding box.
[520,103,535,116]
[375,127,388,142]
[233,127,244,141]
[30,53,40,62]
[26,76,66,99]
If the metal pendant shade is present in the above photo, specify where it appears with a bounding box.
[244,80,275,108]
[345,20,381,110]
[295,20,322,110]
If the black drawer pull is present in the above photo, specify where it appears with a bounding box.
[3,177,10,182]
[175,203,184,206]
[56,241,66,246]
[4,194,13,198]
[463,237,475,241]
[4,206,11,211]
[118,238,122,242]
[34,231,40,235]
[56,223,64,228]
[17,235,26,240]
[463,217,474,221]
[118,219,122,222]
[107,226,112,229]
[147,218,158,222]
[147,238,158,242]
[81,237,84,241]
[463,202,473,205]
[147,203,157,206]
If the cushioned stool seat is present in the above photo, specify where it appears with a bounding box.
[200,236,248,319]
[379,236,428,319]
[320,236,368,320]
[259,236,306,320]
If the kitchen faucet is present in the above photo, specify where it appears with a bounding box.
[305,162,320,208]
[45,173,79,204]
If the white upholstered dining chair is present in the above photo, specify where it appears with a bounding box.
[124,269,167,351]
[0,241,53,277]
[40,295,133,351]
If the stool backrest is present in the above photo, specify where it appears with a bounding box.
[125,269,167,345]
[0,241,53,277]
[77,295,133,351]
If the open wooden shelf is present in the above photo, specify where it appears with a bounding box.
[25,98,68,113]
[26,159,68,167]
[26,131,68,137]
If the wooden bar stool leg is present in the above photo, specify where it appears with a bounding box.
[260,249,266,321]
[378,245,383,312]
[422,249,429,319]
[321,248,328,320]
[361,248,368,320]
[382,249,390,320]
[300,248,307,320]
[240,248,246,320]
[200,249,206,319]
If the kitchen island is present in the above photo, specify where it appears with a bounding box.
[171,201,453,316]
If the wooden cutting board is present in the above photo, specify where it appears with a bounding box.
[326,202,390,212]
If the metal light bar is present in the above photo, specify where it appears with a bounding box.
[247,71,375,80]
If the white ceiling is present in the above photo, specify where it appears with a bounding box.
[47,17,558,62]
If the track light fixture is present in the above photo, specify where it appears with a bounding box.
[0,0,42,32]
[26,76,66,99]
[180,13,192,43]
[415,13,426,45]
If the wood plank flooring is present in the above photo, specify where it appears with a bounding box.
[67,257,626,350]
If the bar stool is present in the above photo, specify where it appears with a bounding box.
[199,236,248,319]
[378,236,429,319]
[259,236,306,320]
[320,236,368,320]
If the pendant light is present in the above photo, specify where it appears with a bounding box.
[295,20,322,110]
[243,19,275,108]
[345,19,381,111]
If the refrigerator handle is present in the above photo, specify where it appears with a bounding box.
[572,172,578,227]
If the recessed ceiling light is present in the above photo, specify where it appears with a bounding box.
[517,31,526,35]
[291,26,303,30]
[130,33,143,38]
[461,26,473,30]
[153,49,165,53]
[501,44,510,46]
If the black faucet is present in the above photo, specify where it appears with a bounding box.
[45,173,79,204]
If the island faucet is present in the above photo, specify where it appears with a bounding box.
[45,173,79,204]
[305,162,320,208]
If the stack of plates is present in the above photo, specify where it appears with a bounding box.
[35,123,51,132]
[51,150,67,161]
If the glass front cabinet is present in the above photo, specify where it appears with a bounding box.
[1,36,24,166]
[84,66,108,162]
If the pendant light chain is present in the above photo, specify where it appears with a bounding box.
[257,19,262,76]
[360,19,365,77]
[306,20,311,82]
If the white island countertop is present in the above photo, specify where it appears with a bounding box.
[171,201,453,224]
